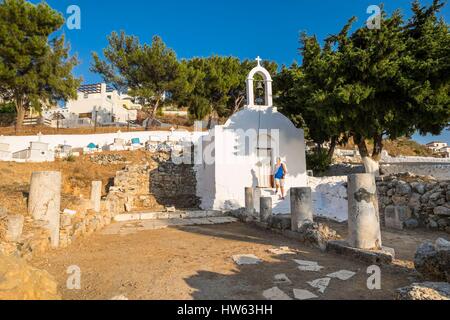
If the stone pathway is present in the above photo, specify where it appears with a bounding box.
[232,246,357,300]
[101,216,238,236]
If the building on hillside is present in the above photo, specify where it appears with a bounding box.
[195,57,307,213]
[439,146,450,158]
[426,141,448,153]
[61,83,140,126]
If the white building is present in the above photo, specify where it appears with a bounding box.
[196,57,307,213]
[63,83,139,125]
[426,141,448,153]
[12,141,54,162]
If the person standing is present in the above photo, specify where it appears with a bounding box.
[273,158,288,200]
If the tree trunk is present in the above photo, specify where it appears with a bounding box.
[355,134,380,176]
[372,133,383,161]
[327,136,338,162]
[206,115,213,130]
[144,99,161,131]
[15,98,25,134]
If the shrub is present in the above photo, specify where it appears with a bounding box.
[306,149,331,175]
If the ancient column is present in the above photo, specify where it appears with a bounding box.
[260,197,272,223]
[5,215,24,242]
[290,187,314,231]
[245,187,254,215]
[347,173,382,250]
[253,187,262,214]
[28,171,61,248]
[91,181,102,213]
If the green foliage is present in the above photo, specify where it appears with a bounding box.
[275,0,449,162]
[306,149,332,174]
[91,33,181,125]
[64,154,76,162]
[0,0,81,129]
[179,57,278,122]
[0,102,15,114]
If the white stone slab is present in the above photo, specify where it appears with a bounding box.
[294,259,324,271]
[274,274,292,285]
[268,247,296,255]
[307,278,331,294]
[114,214,140,222]
[262,287,292,300]
[110,295,128,300]
[293,289,319,300]
[139,212,158,220]
[293,259,319,266]
[326,270,356,281]
[232,254,262,265]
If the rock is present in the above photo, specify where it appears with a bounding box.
[262,287,292,300]
[446,191,450,202]
[293,289,318,300]
[232,254,262,265]
[434,206,450,217]
[326,270,356,281]
[437,218,449,228]
[428,219,439,229]
[414,239,450,282]
[307,277,331,294]
[404,218,419,229]
[0,254,61,300]
[294,259,324,272]
[274,274,292,285]
[430,191,443,202]
[396,282,450,300]
[435,238,450,251]
[412,183,426,195]
[296,221,340,250]
[5,215,24,242]
[396,181,412,196]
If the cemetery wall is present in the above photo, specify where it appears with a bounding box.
[0,131,206,154]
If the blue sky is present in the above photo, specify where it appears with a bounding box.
[31,0,449,143]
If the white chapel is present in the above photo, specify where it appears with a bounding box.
[196,57,307,213]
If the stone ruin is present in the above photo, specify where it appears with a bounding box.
[377,173,450,233]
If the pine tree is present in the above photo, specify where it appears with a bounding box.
[0,0,81,131]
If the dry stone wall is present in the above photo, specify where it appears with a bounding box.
[377,173,450,232]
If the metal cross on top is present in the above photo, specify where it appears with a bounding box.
[255,56,262,66]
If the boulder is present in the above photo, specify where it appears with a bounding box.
[297,221,340,250]
[0,254,61,300]
[434,206,450,217]
[414,238,450,282]
[396,282,450,300]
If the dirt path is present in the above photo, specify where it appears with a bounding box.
[30,221,431,300]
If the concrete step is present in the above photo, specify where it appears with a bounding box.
[102,216,238,235]
[113,210,226,223]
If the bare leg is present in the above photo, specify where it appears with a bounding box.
[275,181,280,195]
[280,186,285,200]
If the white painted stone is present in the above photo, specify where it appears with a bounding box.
[274,274,292,285]
[326,270,356,281]
[294,259,324,271]
[63,209,77,216]
[268,247,296,255]
[307,278,331,294]
[232,254,262,265]
[293,289,319,300]
[262,287,292,300]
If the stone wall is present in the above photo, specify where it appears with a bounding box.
[150,152,200,209]
[381,163,450,181]
[377,173,450,232]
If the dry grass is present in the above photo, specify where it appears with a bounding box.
[340,137,433,157]
[0,150,154,216]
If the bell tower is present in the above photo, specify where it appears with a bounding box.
[246,56,273,108]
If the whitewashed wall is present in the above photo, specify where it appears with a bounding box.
[0,131,207,154]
